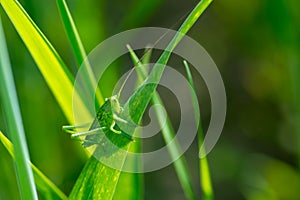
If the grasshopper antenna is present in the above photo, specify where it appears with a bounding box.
[117,7,192,98]
[117,65,136,98]
[117,43,153,98]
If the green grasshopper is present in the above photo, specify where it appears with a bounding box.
[63,69,136,148]
[62,18,185,147]
[63,27,172,148]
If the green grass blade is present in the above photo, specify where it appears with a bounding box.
[183,60,214,200]
[0,131,68,200]
[0,19,38,200]
[69,156,119,199]
[141,48,152,66]
[113,140,143,200]
[123,0,213,123]
[69,1,211,199]
[112,49,154,200]
[112,49,153,200]
[56,0,104,106]
[56,0,87,66]
[127,45,196,200]
[0,0,91,122]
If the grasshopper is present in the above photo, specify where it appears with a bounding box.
[63,68,137,148]
[63,26,176,147]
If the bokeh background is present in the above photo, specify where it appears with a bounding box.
[1,0,300,199]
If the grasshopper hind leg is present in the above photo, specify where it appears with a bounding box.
[109,120,135,142]
[109,121,121,134]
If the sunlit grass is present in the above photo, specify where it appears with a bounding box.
[0,0,90,123]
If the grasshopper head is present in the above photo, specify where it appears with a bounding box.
[110,95,122,114]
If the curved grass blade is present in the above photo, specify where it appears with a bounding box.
[0,0,91,123]
[69,1,213,199]
[184,60,214,200]
[127,45,196,200]
[111,48,154,200]
[123,0,213,123]
[0,19,38,199]
[56,0,104,107]
[0,131,68,200]
[112,49,153,200]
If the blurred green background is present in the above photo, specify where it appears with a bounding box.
[0,0,300,199]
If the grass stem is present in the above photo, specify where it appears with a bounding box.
[0,18,38,200]
[184,60,214,200]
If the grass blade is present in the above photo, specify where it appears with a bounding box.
[123,0,213,122]
[184,60,214,200]
[69,1,212,199]
[112,49,154,200]
[69,156,118,199]
[56,0,88,66]
[113,140,143,200]
[56,0,104,106]
[0,131,68,200]
[127,45,196,200]
[0,18,38,199]
[0,0,91,123]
